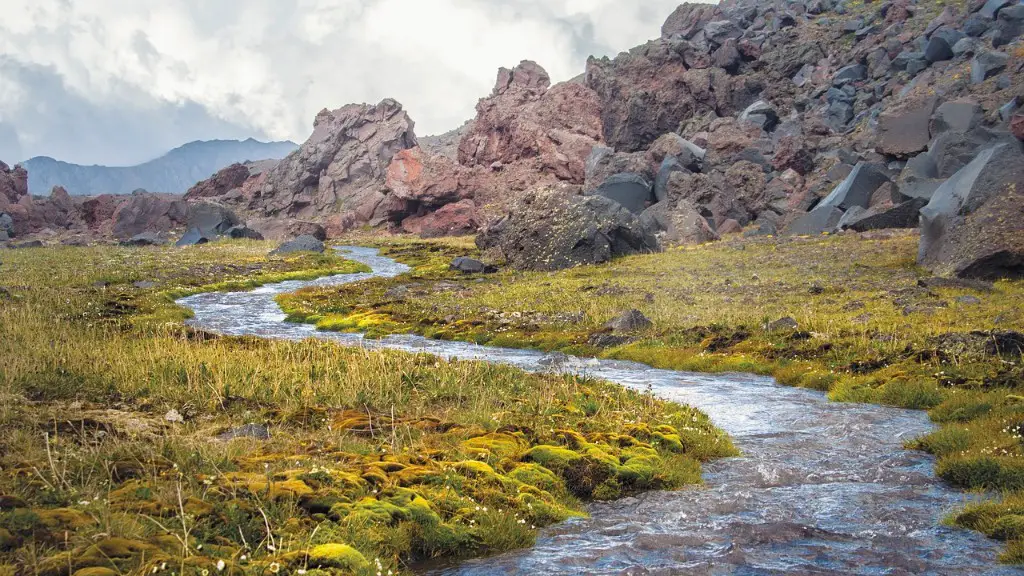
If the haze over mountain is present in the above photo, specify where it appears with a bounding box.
[22,138,297,196]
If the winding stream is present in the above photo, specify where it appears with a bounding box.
[178,247,1020,575]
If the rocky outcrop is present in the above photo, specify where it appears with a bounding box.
[919,142,1024,279]
[184,163,252,201]
[477,185,657,271]
[110,191,189,239]
[254,99,418,222]
[458,60,604,184]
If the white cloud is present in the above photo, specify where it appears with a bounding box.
[0,0,700,165]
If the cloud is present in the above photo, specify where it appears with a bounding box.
[0,0,693,166]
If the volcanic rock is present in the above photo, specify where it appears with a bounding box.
[269,235,326,256]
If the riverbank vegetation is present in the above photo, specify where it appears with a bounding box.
[280,231,1024,561]
[0,240,732,574]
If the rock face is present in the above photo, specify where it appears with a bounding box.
[184,163,252,201]
[110,192,189,239]
[255,99,418,222]
[919,143,1024,279]
[476,185,657,271]
[458,61,603,183]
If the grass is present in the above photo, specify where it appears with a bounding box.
[0,239,733,575]
[280,231,1024,561]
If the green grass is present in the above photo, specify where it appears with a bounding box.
[280,231,1024,562]
[0,239,732,575]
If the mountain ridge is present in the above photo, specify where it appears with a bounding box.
[21,138,298,196]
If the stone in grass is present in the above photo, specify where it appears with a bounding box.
[217,423,271,441]
[766,317,799,332]
[450,257,496,274]
[605,309,652,333]
[269,235,325,256]
[164,409,184,423]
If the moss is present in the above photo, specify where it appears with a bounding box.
[72,569,118,576]
[305,543,371,570]
[507,463,563,493]
[461,433,528,460]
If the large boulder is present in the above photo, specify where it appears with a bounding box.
[458,61,604,184]
[783,205,845,236]
[875,96,939,156]
[639,200,719,246]
[176,227,211,247]
[110,191,189,239]
[186,202,240,236]
[385,147,467,209]
[269,235,326,256]
[249,219,327,242]
[589,173,655,214]
[254,99,417,222]
[919,143,1024,279]
[584,147,652,192]
[401,199,481,238]
[476,186,657,271]
[818,163,891,211]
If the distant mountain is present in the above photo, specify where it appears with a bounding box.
[21,138,298,196]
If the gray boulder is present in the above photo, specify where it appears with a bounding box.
[605,309,653,333]
[875,97,938,156]
[0,213,12,237]
[10,240,43,249]
[269,235,326,256]
[819,162,891,210]
[450,257,494,274]
[475,187,657,271]
[784,205,845,236]
[897,154,944,201]
[930,100,983,135]
[838,198,928,232]
[924,36,954,62]
[971,51,1009,84]
[639,200,719,246]
[590,173,655,214]
[176,227,211,247]
[833,64,867,86]
[979,0,1014,19]
[186,202,240,236]
[919,143,1024,279]
[654,157,689,203]
[739,100,780,132]
[225,225,264,240]
[120,232,165,247]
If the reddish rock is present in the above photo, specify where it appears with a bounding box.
[1012,114,1024,141]
[401,199,481,238]
[249,218,328,242]
[458,61,603,184]
[772,136,815,175]
[110,192,189,239]
[324,212,359,238]
[184,163,252,201]
[255,98,417,221]
[705,118,762,160]
[82,194,121,229]
[717,218,743,235]
[661,3,720,39]
[386,147,466,207]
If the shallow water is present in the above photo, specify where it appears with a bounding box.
[178,246,1020,576]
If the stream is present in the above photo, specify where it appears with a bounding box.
[177,246,1020,575]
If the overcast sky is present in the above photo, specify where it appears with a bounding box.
[0,0,694,167]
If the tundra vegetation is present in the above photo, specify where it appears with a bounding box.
[0,240,732,575]
[279,232,1024,562]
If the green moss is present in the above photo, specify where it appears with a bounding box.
[306,543,371,570]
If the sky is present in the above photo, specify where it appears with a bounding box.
[0,0,694,167]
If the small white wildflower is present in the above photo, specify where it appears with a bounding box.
[216,560,226,572]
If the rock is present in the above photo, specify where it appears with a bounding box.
[385,147,467,209]
[924,36,954,62]
[459,61,603,185]
[772,136,815,175]
[254,99,417,223]
[712,38,742,72]
[164,409,184,423]
[783,205,845,235]
[767,317,799,332]
[739,100,780,132]
[919,143,1024,279]
[819,162,891,211]
[928,127,1015,179]
[175,227,211,247]
[654,158,689,203]
[826,101,855,129]
[971,51,1009,84]
[186,202,240,236]
[183,163,252,201]
[839,198,928,231]
[402,199,481,238]
[584,147,653,192]
[133,281,157,289]
[217,424,271,441]
[476,185,657,271]
[450,257,494,274]
[646,133,705,172]
[979,0,1014,19]
[269,235,326,256]
[590,173,655,214]
[930,100,984,135]
[875,96,939,156]
[120,232,165,247]
[1012,114,1024,140]
[717,218,743,235]
[249,219,327,242]
[0,213,12,238]
[833,64,867,86]
[956,295,982,305]
[639,200,720,246]
[953,37,981,57]
[225,226,264,240]
[963,14,990,37]
[9,240,43,249]
[605,309,652,333]
[1001,98,1021,123]
[661,3,719,39]
[110,192,189,239]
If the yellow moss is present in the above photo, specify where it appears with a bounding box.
[306,543,371,570]
[507,463,563,492]
[72,569,118,576]
[37,508,93,530]
[461,432,528,459]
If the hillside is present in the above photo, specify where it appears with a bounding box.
[21,138,297,195]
